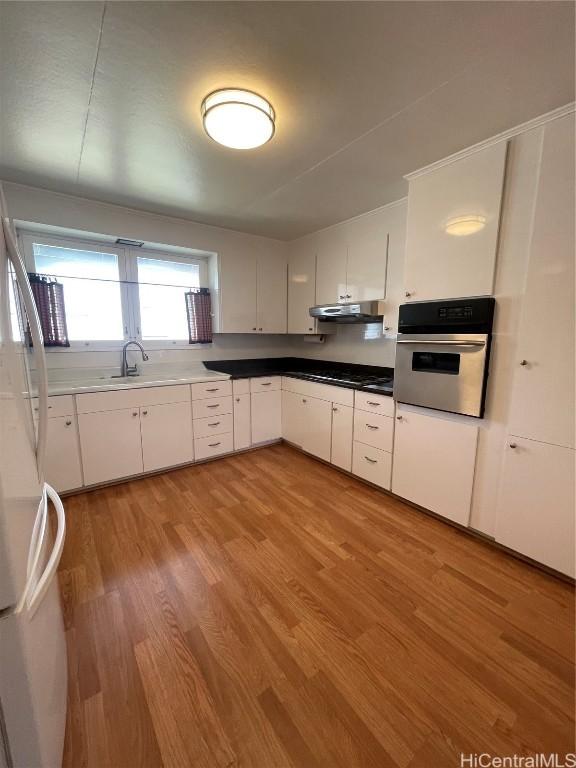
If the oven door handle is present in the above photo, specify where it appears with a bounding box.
[396,339,485,347]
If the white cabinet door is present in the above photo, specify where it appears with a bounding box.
[281,390,305,446]
[496,438,575,577]
[508,115,575,449]
[316,227,348,304]
[79,408,143,486]
[219,251,257,332]
[404,141,507,301]
[301,396,332,462]
[140,401,193,473]
[288,241,317,334]
[44,416,83,492]
[251,390,282,444]
[392,408,478,526]
[345,210,389,301]
[257,254,287,333]
[233,394,251,451]
[331,404,353,472]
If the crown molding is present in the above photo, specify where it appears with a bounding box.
[404,102,575,181]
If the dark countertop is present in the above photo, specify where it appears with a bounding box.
[203,357,394,396]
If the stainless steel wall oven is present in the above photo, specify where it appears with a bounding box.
[394,297,496,418]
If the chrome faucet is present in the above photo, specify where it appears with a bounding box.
[120,340,149,377]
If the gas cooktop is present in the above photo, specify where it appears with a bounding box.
[285,368,393,394]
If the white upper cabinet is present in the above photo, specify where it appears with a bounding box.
[404,142,507,301]
[257,253,287,333]
[219,248,287,333]
[287,239,317,334]
[219,250,258,332]
[316,226,348,305]
[345,210,389,302]
[507,114,575,449]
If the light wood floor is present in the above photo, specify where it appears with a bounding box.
[58,443,575,768]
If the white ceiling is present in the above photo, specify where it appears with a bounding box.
[0,1,574,240]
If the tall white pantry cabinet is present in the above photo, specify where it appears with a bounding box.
[496,113,575,577]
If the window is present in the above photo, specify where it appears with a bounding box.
[32,243,125,341]
[20,232,210,348]
[136,256,200,341]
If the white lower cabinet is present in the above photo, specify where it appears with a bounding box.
[352,443,392,490]
[251,390,282,444]
[331,404,353,471]
[78,408,144,486]
[496,438,575,577]
[392,407,478,526]
[44,416,83,492]
[301,396,332,462]
[140,401,193,473]
[233,394,251,451]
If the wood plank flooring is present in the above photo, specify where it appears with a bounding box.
[58,443,575,768]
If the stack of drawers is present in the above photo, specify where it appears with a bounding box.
[352,391,395,490]
[191,380,234,460]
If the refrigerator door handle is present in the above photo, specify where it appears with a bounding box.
[26,484,66,617]
[14,486,49,615]
[1,216,49,478]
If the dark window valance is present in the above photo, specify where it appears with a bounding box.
[185,288,212,344]
[27,273,70,347]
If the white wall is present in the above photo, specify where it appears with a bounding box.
[291,199,407,368]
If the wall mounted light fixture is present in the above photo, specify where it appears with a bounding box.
[445,215,487,236]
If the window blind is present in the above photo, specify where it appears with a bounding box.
[28,273,70,347]
[185,288,212,344]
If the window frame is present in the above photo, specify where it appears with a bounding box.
[19,230,211,351]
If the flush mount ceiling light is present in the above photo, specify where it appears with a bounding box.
[201,89,275,149]
[445,215,487,236]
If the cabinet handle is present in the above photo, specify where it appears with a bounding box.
[364,456,377,464]
[142,410,148,416]
[367,401,380,406]
[405,291,413,298]
[132,412,138,417]
[206,387,219,392]
[520,360,528,366]
[308,327,313,331]
[339,295,345,300]
[384,326,391,331]
[260,382,272,386]
[396,415,403,421]
[252,327,257,331]
[208,442,221,447]
[332,407,338,412]
[346,294,351,299]
[366,424,379,430]
[509,442,517,449]
[302,398,307,403]
[258,328,263,332]
[208,422,220,427]
[206,404,219,408]
[65,420,72,427]
[235,397,240,402]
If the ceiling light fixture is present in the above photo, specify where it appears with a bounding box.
[445,215,487,236]
[201,89,275,149]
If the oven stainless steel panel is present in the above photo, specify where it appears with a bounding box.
[395,333,489,417]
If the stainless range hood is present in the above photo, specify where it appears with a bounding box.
[309,300,385,324]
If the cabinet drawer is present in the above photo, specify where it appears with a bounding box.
[250,376,281,393]
[281,376,354,407]
[353,410,393,452]
[191,380,232,400]
[232,379,251,396]
[192,396,233,420]
[193,413,233,439]
[76,385,190,414]
[354,391,395,417]
[31,395,74,419]
[194,433,234,461]
[352,442,392,490]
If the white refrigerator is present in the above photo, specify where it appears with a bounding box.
[0,185,68,768]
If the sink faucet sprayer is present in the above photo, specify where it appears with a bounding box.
[121,341,149,377]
